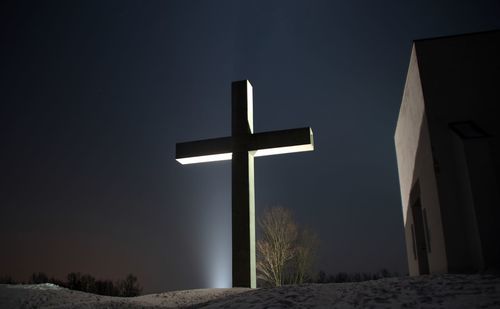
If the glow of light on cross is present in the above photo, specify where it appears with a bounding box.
[176,153,233,165]
[254,143,314,157]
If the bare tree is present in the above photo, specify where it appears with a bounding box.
[288,228,319,284]
[257,207,319,287]
[256,207,298,287]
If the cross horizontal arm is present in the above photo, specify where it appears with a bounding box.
[176,136,232,164]
[175,127,314,164]
[249,127,314,157]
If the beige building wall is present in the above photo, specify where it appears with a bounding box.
[395,45,447,275]
[395,31,500,276]
[394,45,424,222]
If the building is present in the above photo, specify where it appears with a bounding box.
[394,31,500,276]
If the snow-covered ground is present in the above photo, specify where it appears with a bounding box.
[1,274,499,308]
[0,283,248,308]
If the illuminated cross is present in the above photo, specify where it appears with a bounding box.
[176,80,314,288]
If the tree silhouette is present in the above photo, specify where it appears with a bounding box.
[29,272,48,284]
[118,274,142,297]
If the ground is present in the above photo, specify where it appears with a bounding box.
[1,274,499,308]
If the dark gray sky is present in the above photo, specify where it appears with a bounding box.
[1,0,499,293]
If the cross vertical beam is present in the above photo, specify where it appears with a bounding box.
[175,80,314,289]
[231,80,256,288]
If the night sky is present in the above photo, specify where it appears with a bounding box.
[1,0,499,293]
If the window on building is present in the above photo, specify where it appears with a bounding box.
[449,121,488,139]
[422,208,432,253]
[411,223,417,260]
